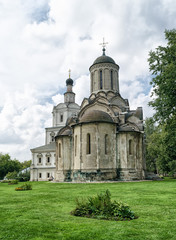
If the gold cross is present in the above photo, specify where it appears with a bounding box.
[99,38,108,49]
[68,69,71,78]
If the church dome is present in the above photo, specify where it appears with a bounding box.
[66,78,73,86]
[80,110,114,124]
[93,55,116,65]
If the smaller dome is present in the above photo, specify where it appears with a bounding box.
[93,55,116,65]
[80,110,114,124]
[66,78,73,86]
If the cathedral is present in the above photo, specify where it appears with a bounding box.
[30,44,146,182]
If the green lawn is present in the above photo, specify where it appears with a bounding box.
[0,179,176,240]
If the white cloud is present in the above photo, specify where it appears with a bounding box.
[0,0,175,161]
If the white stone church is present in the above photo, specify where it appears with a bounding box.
[30,45,146,182]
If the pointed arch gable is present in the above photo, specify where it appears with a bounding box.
[110,95,127,108]
[118,122,140,132]
[80,98,89,109]
[127,115,141,124]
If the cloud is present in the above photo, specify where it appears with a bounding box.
[0,0,175,161]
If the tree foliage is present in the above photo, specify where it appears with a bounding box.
[148,29,176,123]
[147,29,176,176]
[145,118,176,176]
[0,153,22,180]
[0,153,31,180]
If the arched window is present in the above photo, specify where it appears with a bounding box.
[100,70,103,89]
[111,70,113,90]
[75,135,77,156]
[129,140,133,155]
[105,134,108,154]
[86,133,91,154]
[58,143,61,158]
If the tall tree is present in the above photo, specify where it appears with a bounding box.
[148,29,176,123]
[148,29,176,175]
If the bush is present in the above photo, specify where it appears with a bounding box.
[71,190,137,221]
[1,180,11,183]
[16,171,30,182]
[8,180,19,185]
[15,183,32,191]
[6,171,18,180]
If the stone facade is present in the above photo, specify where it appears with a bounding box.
[55,48,146,182]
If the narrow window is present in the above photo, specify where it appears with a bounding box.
[47,173,50,178]
[100,70,103,89]
[105,134,108,154]
[60,114,63,122]
[47,157,50,163]
[91,73,94,92]
[111,70,113,90]
[59,143,61,158]
[129,140,133,155]
[39,173,42,178]
[86,133,91,154]
[75,135,77,156]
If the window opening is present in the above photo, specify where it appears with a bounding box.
[105,134,108,154]
[86,133,91,154]
[59,143,61,158]
[129,140,133,155]
[75,135,77,156]
[60,114,63,122]
[100,70,103,89]
[111,70,113,90]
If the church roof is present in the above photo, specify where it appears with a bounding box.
[118,123,140,132]
[93,55,116,65]
[56,126,72,137]
[66,78,73,86]
[30,142,56,153]
[79,110,114,124]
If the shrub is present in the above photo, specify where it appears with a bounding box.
[6,171,18,180]
[1,180,11,183]
[71,190,137,221]
[15,183,32,191]
[16,171,30,182]
[8,180,19,185]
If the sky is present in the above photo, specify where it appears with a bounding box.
[0,0,175,162]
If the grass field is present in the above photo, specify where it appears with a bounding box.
[0,179,176,240]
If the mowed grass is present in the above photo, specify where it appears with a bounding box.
[0,179,176,240]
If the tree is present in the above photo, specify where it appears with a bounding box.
[148,29,176,123]
[144,118,158,173]
[21,160,31,170]
[148,29,176,176]
[145,118,172,175]
[0,153,22,180]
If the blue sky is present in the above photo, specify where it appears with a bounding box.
[0,0,176,161]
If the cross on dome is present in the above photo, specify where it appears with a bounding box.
[68,69,71,78]
[99,38,108,55]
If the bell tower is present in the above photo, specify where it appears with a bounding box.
[64,69,75,103]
